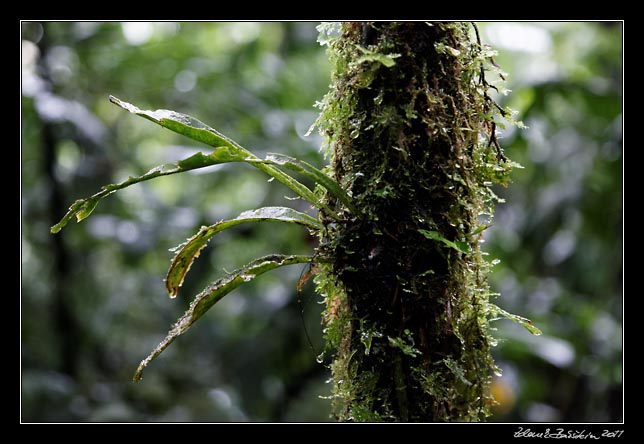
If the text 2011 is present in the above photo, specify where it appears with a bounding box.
[514,427,624,439]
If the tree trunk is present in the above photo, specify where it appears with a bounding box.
[314,22,513,422]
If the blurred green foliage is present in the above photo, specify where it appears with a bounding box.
[21,21,622,422]
[480,22,622,422]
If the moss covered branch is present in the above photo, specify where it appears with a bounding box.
[312,22,519,422]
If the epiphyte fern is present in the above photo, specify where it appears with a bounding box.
[51,96,348,380]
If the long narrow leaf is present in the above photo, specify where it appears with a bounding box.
[109,96,338,215]
[255,153,357,214]
[134,254,315,381]
[166,207,322,298]
[51,97,343,233]
[109,95,249,154]
[418,229,470,254]
[50,148,246,233]
[492,305,543,336]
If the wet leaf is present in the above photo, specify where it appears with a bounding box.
[166,207,322,298]
[52,96,354,234]
[109,95,245,153]
[470,224,488,236]
[50,146,249,234]
[134,254,315,381]
[75,199,99,223]
[258,153,357,214]
[418,229,471,254]
[492,305,543,336]
[109,96,346,217]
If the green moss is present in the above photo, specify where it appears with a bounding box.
[312,22,519,422]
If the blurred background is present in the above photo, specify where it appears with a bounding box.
[21,22,622,422]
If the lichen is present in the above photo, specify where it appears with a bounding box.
[312,22,519,422]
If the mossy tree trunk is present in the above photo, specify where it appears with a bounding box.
[314,22,515,422]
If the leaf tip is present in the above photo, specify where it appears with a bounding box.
[133,365,145,382]
[526,323,543,336]
[165,280,179,299]
[109,95,139,114]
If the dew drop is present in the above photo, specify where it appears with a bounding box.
[240,274,255,282]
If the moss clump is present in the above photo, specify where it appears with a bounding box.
[312,22,519,422]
